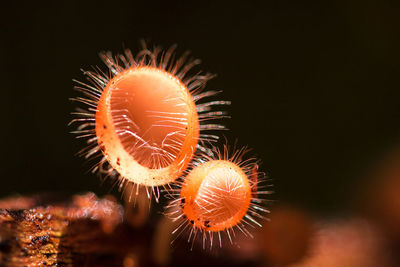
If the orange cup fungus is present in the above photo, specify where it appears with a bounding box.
[168,146,272,249]
[95,67,198,187]
[71,44,229,199]
[71,43,271,249]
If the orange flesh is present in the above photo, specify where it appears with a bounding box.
[180,160,252,232]
[95,67,199,187]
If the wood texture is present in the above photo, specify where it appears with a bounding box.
[0,193,151,267]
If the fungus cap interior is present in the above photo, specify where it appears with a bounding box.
[109,67,192,169]
[181,160,252,231]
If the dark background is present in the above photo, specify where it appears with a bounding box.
[2,0,400,215]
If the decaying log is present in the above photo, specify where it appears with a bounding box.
[0,193,152,267]
[0,192,269,267]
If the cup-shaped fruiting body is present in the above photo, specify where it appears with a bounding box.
[180,160,252,232]
[95,66,199,187]
[167,146,272,249]
[70,43,230,199]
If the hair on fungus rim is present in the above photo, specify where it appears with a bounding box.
[166,144,273,249]
[70,42,230,201]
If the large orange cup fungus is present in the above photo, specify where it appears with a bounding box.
[96,67,199,187]
[71,44,229,200]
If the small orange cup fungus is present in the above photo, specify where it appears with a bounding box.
[71,44,229,200]
[167,146,272,249]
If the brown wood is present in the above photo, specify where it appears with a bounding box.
[0,193,151,267]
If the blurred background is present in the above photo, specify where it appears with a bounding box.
[2,0,400,266]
